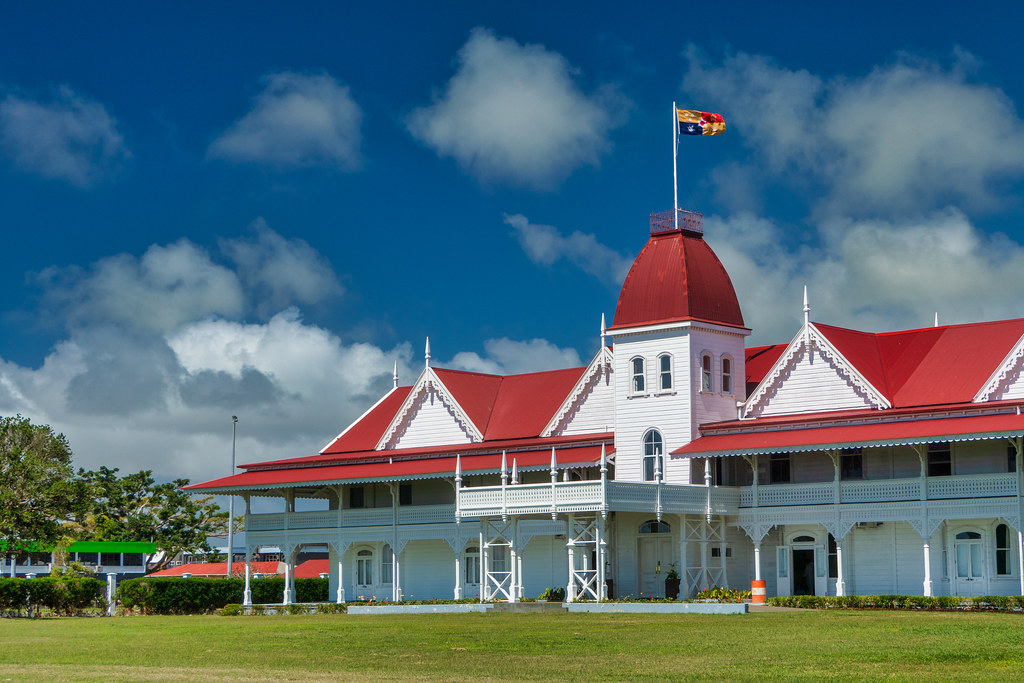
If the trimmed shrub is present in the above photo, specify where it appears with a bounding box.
[220,603,244,616]
[118,577,330,615]
[0,576,105,616]
[765,594,1024,612]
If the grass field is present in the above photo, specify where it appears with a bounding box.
[2,610,1023,681]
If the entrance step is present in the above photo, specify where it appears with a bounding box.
[490,601,567,613]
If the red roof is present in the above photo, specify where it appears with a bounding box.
[295,559,329,579]
[814,319,1024,408]
[674,408,1024,457]
[611,228,745,330]
[187,442,610,491]
[320,387,412,454]
[147,561,282,577]
[745,344,787,394]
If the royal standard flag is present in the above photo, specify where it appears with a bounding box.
[677,109,726,136]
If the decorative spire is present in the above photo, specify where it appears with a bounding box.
[550,447,558,484]
[600,313,607,349]
[511,458,519,485]
[455,452,462,482]
[393,360,399,389]
[425,337,431,368]
[803,285,810,327]
[500,450,508,486]
[934,311,939,327]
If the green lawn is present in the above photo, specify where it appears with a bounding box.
[1,610,1023,681]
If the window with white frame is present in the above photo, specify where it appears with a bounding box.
[381,545,393,584]
[996,524,1012,575]
[356,549,373,586]
[721,356,732,394]
[658,354,672,391]
[631,357,645,393]
[643,429,664,481]
[701,353,713,392]
[464,546,481,585]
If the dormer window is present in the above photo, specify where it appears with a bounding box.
[701,354,713,392]
[721,356,732,394]
[631,357,645,393]
[659,354,672,391]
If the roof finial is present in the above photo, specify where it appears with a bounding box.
[600,313,607,349]
[425,337,431,368]
[393,359,399,388]
[934,311,939,328]
[803,285,810,327]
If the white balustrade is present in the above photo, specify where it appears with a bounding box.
[289,511,339,529]
[247,513,285,531]
[341,508,394,527]
[841,479,919,503]
[927,472,1017,500]
[398,504,455,524]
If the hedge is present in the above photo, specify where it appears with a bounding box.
[0,576,106,616]
[766,594,1024,611]
[118,577,329,615]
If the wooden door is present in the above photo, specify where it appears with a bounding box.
[639,537,672,597]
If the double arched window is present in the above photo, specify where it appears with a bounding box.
[643,429,664,481]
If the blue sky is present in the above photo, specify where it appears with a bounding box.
[3,2,1024,484]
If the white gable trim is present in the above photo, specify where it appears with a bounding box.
[742,323,891,418]
[319,386,400,454]
[974,333,1024,402]
[541,346,613,437]
[375,368,484,449]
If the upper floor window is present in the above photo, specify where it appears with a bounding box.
[721,356,732,394]
[631,357,645,393]
[659,354,672,391]
[1008,444,1018,473]
[996,524,1012,575]
[769,453,791,484]
[701,354,713,392]
[381,545,394,584]
[841,447,863,480]
[927,442,952,477]
[643,429,664,481]
[399,483,412,506]
[349,486,365,509]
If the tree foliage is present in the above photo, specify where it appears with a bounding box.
[0,415,89,557]
[74,466,228,571]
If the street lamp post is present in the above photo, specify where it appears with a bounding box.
[227,416,238,578]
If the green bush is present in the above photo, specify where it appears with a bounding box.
[118,577,330,615]
[694,587,752,603]
[0,576,104,616]
[220,603,243,616]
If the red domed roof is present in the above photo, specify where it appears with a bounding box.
[611,227,745,330]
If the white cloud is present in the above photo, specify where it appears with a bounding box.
[683,47,1024,215]
[0,85,129,186]
[408,27,627,189]
[706,210,1024,345]
[220,217,343,316]
[505,213,632,285]
[448,337,583,376]
[208,71,362,170]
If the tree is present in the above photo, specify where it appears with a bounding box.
[0,415,90,558]
[74,467,228,572]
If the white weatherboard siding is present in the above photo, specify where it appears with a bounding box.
[750,345,876,418]
[689,328,747,440]
[401,540,455,599]
[390,388,475,449]
[521,536,569,598]
[849,524,897,595]
[552,365,615,436]
[792,452,835,483]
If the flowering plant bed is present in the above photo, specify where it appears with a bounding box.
[766,594,1024,612]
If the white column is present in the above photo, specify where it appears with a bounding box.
[336,557,345,604]
[1018,531,1024,597]
[923,541,933,597]
[597,516,607,601]
[106,573,117,616]
[243,554,252,606]
[479,527,489,602]
[454,549,463,599]
[754,542,762,581]
[566,515,576,603]
[394,550,402,601]
[679,514,689,599]
[282,553,293,605]
[700,520,710,591]
[835,540,846,597]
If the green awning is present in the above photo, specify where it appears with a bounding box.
[1,540,157,553]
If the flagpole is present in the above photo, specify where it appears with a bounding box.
[672,101,678,229]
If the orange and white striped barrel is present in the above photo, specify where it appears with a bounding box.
[751,580,767,604]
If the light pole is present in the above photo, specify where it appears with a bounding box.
[227,415,238,578]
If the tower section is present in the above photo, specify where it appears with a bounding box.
[607,210,749,484]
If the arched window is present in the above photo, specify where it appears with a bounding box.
[356,549,373,586]
[643,429,664,481]
[792,535,816,544]
[721,356,732,394]
[658,354,672,391]
[996,524,1011,575]
[701,353,713,392]
[381,544,394,584]
[639,519,671,534]
[631,357,645,393]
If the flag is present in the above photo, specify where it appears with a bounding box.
[677,109,725,136]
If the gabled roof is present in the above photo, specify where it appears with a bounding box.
[320,387,412,454]
[744,344,787,394]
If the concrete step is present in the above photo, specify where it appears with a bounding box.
[490,601,567,613]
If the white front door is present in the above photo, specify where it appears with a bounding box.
[639,537,672,597]
[954,532,985,597]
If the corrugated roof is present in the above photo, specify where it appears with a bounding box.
[320,387,412,454]
[147,561,283,577]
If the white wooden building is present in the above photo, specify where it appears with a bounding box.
[189,209,1024,603]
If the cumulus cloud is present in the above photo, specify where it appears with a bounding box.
[505,213,632,285]
[0,85,129,186]
[208,71,362,170]
[683,47,1024,215]
[220,218,343,316]
[408,27,627,188]
[448,337,582,375]
[706,210,1024,345]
